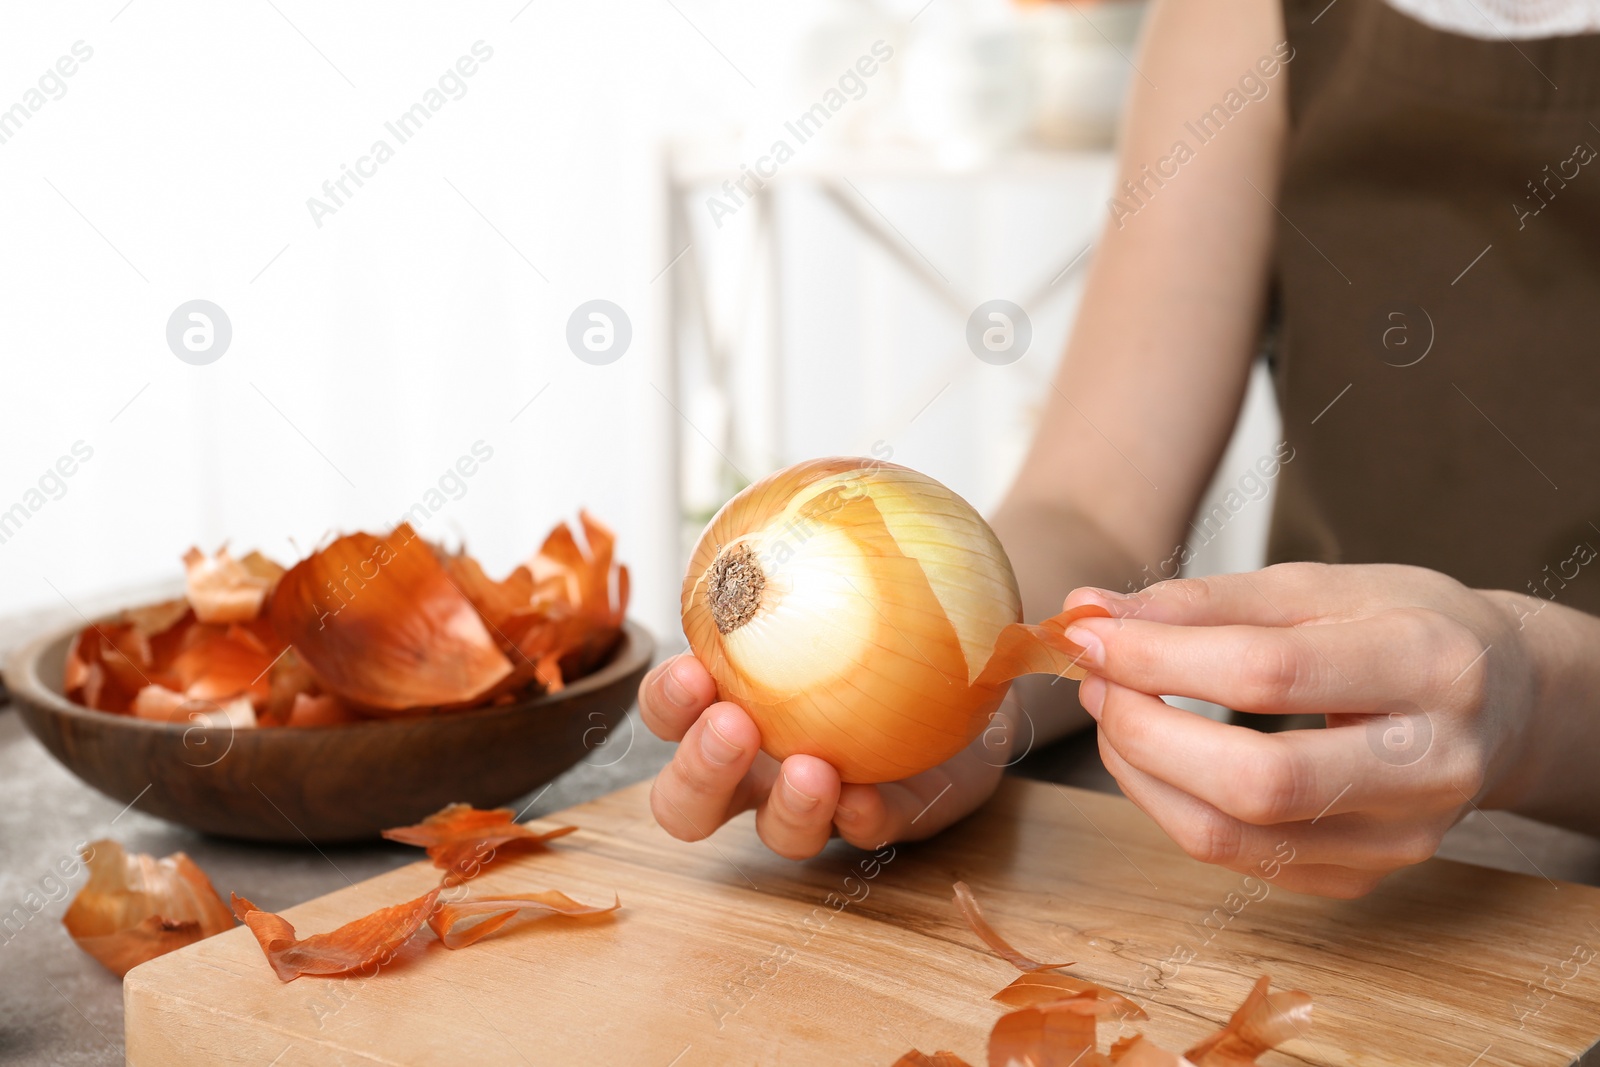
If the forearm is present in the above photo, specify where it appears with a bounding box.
[1485,592,1600,836]
[988,496,1145,746]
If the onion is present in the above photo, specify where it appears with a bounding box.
[681,457,1105,783]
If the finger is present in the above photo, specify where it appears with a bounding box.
[1259,864,1387,899]
[755,755,841,860]
[1064,609,1471,715]
[1066,562,1431,628]
[1094,681,1416,825]
[834,745,999,850]
[638,655,719,741]
[1097,731,1445,872]
[650,702,763,840]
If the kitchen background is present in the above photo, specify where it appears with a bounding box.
[0,0,1280,649]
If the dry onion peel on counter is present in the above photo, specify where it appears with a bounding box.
[63,513,628,724]
[427,889,621,949]
[62,840,235,977]
[381,803,578,884]
[682,457,1108,783]
[952,880,1072,973]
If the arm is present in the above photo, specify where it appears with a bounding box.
[1477,593,1600,836]
[993,0,1291,743]
[640,0,1291,858]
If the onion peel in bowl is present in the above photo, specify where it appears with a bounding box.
[231,889,441,983]
[62,516,629,723]
[427,889,620,949]
[183,546,283,623]
[268,524,513,711]
[130,689,257,729]
[682,457,1107,783]
[952,880,1071,973]
[64,600,193,714]
[62,840,235,978]
[381,804,578,884]
[438,512,627,696]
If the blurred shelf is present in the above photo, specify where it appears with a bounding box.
[665,137,1114,185]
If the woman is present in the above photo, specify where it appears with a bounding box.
[638,0,1600,897]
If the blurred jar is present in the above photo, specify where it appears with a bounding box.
[792,0,907,144]
[1020,0,1147,148]
[902,5,1035,165]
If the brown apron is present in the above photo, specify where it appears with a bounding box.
[1269,0,1600,615]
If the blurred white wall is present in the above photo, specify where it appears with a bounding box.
[0,0,1277,648]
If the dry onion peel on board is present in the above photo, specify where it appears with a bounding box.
[381,803,578,884]
[1183,976,1312,1066]
[681,457,1108,783]
[988,994,1117,1067]
[1108,1036,1196,1066]
[427,889,621,949]
[890,977,1309,1067]
[62,840,235,978]
[993,973,1147,1020]
[952,881,1072,973]
[231,890,442,983]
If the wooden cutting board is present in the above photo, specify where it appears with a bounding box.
[124,779,1600,1066]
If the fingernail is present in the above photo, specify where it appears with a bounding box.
[1079,675,1107,721]
[700,716,743,766]
[835,805,859,823]
[782,769,820,812]
[1081,586,1127,600]
[1065,626,1103,668]
[661,658,696,709]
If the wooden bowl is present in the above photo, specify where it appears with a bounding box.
[4,618,654,843]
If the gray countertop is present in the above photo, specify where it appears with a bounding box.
[0,701,681,1067]
[4,665,1599,1065]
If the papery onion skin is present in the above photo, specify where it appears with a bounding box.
[268,524,513,712]
[62,840,235,977]
[682,457,1100,784]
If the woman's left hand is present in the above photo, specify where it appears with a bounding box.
[1059,562,1542,898]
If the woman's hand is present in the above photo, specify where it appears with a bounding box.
[638,654,1011,859]
[1060,562,1542,898]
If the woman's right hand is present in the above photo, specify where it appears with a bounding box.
[638,654,1010,860]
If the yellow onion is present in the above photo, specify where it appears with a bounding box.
[681,457,1105,783]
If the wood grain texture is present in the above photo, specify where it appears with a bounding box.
[124,778,1600,1066]
[5,621,651,843]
